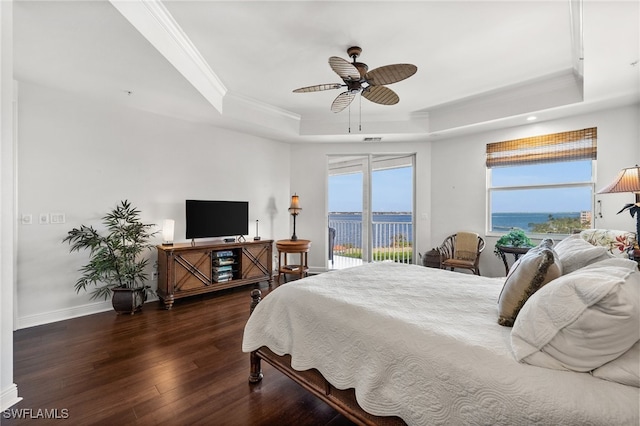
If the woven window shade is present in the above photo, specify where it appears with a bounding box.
[486,127,597,168]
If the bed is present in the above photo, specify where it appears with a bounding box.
[242,257,639,425]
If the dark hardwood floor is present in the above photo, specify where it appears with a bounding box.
[6,282,355,425]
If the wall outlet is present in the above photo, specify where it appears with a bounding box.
[151,271,158,281]
[39,213,49,224]
[21,214,33,225]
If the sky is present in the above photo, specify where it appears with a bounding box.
[491,160,592,213]
[329,167,413,212]
[328,160,593,214]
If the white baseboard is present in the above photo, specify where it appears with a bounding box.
[1,383,22,411]
[15,295,160,330]
[16,300,112,329]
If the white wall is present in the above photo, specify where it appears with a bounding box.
[15,81,291,328]
[431,104,640,277]
[288,104,639,278]
[14,81,640,330]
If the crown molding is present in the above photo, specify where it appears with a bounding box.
[110,0,227,112]
[226,91,301,121]
[425,69,583,132]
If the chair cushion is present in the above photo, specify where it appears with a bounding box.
[454,231,479,261]
[497,239,561,327]
[442,258,475,269]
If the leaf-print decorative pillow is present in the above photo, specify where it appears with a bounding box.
[580,229,636,258]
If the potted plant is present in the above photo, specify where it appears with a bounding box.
[493,228,534,257]
[617,201,640,259]
[63,200,157,314]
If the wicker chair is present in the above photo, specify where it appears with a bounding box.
[438,232,485,275]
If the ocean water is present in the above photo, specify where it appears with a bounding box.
[329,213,412,223]
[491,212,580,232]
[328,212,581,248]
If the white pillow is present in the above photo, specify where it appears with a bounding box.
[553,234,612,274]
[511,258,640,372]
[592,340,640,387]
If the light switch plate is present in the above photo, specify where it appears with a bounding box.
[50,213,66,224]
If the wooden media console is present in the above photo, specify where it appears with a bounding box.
[157,239,273,309]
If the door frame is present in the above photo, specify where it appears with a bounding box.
[327,153,416,268]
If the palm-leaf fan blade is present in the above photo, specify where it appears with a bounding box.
[365,64,417,86]
[362,85,399,105]
[293,83,342,93]
[331,92,356,113]
[329,56,360,81]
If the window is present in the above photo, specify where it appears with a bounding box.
[486,128,596,235]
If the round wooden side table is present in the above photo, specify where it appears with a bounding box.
[276,239,311,284]
[496,245,532,275]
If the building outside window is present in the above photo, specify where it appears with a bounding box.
[486,128,597,235]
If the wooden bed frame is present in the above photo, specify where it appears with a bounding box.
[248,289,405,426]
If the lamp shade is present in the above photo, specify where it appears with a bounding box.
[289,194,301,213]
[162,219,175,245]
[598,165,640,253]
[288,194,301,240]
[597,165,640,195]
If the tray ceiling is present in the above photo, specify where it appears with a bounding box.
[13,1,640,143]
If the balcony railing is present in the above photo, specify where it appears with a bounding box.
[329,218,413,269]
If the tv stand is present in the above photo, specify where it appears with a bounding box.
[156,239,273,309]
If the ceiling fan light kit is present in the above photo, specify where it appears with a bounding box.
[293,46,418,115]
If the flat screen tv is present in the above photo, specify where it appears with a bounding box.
[185,200,249,240]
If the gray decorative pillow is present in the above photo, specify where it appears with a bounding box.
[497,239,562,327]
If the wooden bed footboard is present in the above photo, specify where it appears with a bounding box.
[248,289,405,426]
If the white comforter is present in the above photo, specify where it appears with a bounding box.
[242,262,639,425]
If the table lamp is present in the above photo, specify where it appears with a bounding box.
[597,165,640,251]
[288,194,302,241]
[162,219,175,246]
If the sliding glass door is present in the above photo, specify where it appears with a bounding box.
[328,154,415,269]
[328,155,367,269]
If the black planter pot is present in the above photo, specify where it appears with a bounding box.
[111,286,148,315]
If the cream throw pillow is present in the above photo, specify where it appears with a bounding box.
[497,239,561,327]
[511,258,640,372]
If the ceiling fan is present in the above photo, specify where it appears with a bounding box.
[293,46,418,113]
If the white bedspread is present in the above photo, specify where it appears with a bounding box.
[242,262,639,425]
